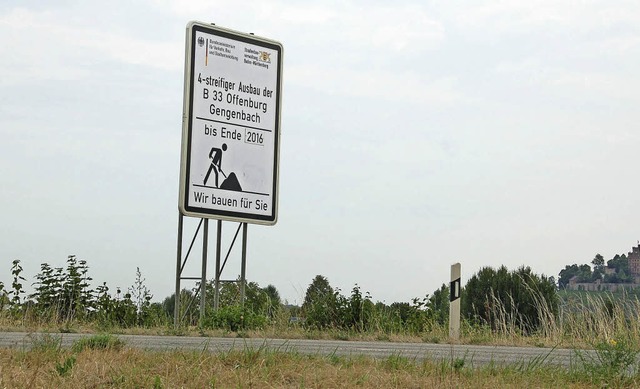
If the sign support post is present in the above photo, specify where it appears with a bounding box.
[240,223,248,304]
[199,219,209,321]
[174,213,184,327]
[214,220,222,310]
[174,217,249,326]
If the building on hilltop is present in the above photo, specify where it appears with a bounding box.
[567,276,636,292]
[628,243,640,276]
[565,243,640,292]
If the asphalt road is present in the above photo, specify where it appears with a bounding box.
[0,332,589,368]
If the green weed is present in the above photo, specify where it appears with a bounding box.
[153,375,163,389]
[54,355,76,376]
[383,353,414,371]
[575,336,639,385]
[72,333,124,352]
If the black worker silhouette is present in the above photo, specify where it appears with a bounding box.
[204,143,226,187]
[203,143,242,191]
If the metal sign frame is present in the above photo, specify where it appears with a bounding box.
[174,215,248,327]
[179,21,283,225]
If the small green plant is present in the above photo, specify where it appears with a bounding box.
[239,344,266,367]
[203,305,267,331]
[130,267,153,326]
[10,259,26,312]
[453,357,465,372]
[153,375,163,389]
[328,353,346,366]
[72,334,124,352]
[55,355,77,376]
[576,337,639,384]
[383,354,413,370]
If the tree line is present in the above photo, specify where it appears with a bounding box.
[0,256,558,336]
[558,252,634,289]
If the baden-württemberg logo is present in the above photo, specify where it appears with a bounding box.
[243,47,270,69]
[258,51,271,63]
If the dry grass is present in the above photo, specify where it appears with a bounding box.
[0,345,621,388]
[459,290,640,350]
[558,292,640,346]
[4,292,640,388]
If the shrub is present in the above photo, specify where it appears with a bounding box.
[203,305,267,331]
[302,275,338,329]
[462,266,558,335]
[576,336,639,384]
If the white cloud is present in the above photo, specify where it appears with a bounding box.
[288,64,459,105]
[496,57,640,102]
[278,3,444,52]
[451,1,640,34]
[151,0,443,53]
[0,7,182,85]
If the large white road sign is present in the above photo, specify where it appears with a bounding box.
[179,22,283,225]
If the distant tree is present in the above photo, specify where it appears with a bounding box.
[607,254,629,274]
[162,289,199,325]
[244,281,270,313]
[558,264,580,289]
[462,265,558,334]
[592,254,605,271]
[558,252,637,286]
[601,254,631,283]
[577,264,592,282]
[208,280,242,307]
[303,275,333,305]
[388,301,411,322]
[592,268,604,282]
[591,254,605,281]
[203,278,279,316]
[302,275,337,329]
[427,283,450,325]
[262,284,281,317]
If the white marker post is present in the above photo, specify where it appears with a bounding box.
[449,263,461,341]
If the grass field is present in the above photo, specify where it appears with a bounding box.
[3,289,640,387]
[1,334,636,388]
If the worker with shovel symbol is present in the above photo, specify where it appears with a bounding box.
[203,143,227,187]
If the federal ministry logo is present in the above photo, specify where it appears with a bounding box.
[197,36,205,47]
[258,51,271,63]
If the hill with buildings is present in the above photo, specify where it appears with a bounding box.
[558,243,640,292]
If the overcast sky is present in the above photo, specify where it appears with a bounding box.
[1,1,639,305]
